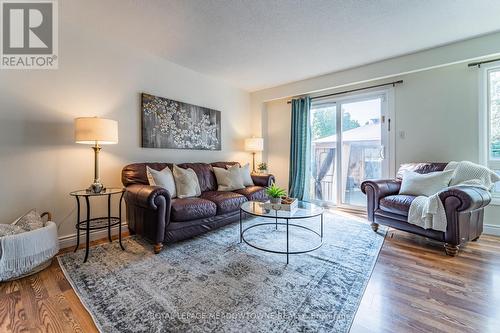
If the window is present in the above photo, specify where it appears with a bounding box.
[481,64,500,195]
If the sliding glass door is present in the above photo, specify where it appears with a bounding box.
[310,91,390,209]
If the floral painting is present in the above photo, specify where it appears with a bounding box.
[141,93,221,150]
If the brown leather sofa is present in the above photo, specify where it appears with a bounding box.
[361,162,492,256]
[122,162,274,253]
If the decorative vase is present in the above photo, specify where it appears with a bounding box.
[270,197,281,204]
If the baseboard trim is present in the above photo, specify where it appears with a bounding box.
[483,224,500,236]
[58,222,129,250]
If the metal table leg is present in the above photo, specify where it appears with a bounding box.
[74,196,81,252]
[118,192,125,250]
[107,194,112,242]
[275,210,278,230]
[286,218,289,264]
[84,196,91,263]
[239,209,243,243]
[321,213,323,239]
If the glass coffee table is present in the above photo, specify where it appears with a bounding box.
[239,201,324,264]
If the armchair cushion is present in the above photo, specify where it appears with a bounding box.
[379,195,416,216]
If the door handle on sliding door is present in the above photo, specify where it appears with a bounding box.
[379,145,385,160]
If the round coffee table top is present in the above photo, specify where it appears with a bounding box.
[240,200,324,219]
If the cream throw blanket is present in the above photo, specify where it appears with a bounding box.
[407,161,500,232]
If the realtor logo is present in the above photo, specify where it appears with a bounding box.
[1,0,58,69]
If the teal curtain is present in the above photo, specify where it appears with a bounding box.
[288,97,311,200]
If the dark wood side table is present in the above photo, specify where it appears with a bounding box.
[70,188,125,262]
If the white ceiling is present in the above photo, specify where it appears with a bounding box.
[67,0,500,91]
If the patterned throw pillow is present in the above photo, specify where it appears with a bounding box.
[0,224,25,237]
[13,209,44,231]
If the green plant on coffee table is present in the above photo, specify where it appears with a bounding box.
[257,162,267,172]
[266,183,286,203]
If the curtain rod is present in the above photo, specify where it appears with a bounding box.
[286,80,403,104]
[468,58,500,68]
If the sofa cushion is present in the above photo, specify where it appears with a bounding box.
[201,191,248,214]
[234,186,268,202]
[379,195,416,216]
[170,198,217,222]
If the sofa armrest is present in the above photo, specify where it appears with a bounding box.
[439,186,492,213]
[361,179,401,221]
[251,174,275,187]
[125,184,171,209]
[124,184,171,246]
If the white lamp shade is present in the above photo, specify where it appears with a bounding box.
[245,137,264,152]
[74,117,118,144]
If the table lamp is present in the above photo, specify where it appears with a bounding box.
[74,117,118,193]
[244,137,263,173]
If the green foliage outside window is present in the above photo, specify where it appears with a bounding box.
[312,108,360,140]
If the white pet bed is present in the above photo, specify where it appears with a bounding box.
[0,220,59,281]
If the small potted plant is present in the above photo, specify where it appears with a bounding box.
[265,183,286,204]
[257,162,267,174]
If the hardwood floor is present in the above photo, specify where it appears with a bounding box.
[1,225,499,332]
[351,229,500,333]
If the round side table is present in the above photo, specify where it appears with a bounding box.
[70,188,125,262]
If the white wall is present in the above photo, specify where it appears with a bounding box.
[264,100,291,190]
[0,8,251,238]
[253,42,500,231]
[263,64,479,185]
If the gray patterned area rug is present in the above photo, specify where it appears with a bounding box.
[58,212,386,333]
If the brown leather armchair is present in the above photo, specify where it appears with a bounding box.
[361,163,492,256]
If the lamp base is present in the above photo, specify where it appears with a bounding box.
[87,144,105,193]
[87,182,105,193]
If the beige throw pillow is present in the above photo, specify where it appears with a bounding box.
[214,164,245,191]
[172,165,201,198]
[146,166,177,198]
[227,163,254,187]
[399,170,454,197]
